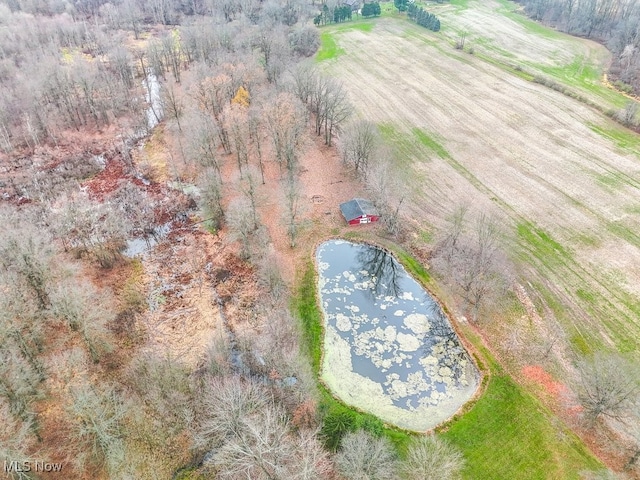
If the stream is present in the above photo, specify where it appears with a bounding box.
[144,71,163,130]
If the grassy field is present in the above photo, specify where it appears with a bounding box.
[316,21,374,61]
[442,327,602,479]
[312,0,640,476]
[443,372,602,479]
[316,0,640,353]
[316,31,344,61]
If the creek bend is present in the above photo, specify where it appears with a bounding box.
[316,240,480,431]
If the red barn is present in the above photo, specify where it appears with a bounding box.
[339,198,380,225]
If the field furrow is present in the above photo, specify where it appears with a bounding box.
[319,6,640,353]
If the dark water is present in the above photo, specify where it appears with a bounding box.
[317,240,478,412]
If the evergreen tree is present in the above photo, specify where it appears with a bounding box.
[362,2,380,17]
[394,0,408,12]
[407,6,441,32]
[322,4,330,24]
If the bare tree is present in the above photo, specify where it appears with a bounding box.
[50,279,114,363]
[161,32,182,83]
[197,376,329,479]
[126,354,194,438]
[432,209,507,321]
[0,400,34,479]
[619,402,640,473]
[112,182,157,241]
[227,197,258,260]
[292,64,318,107]
[0,274,45,381]
[401,435,465,480]
[289,428,333,479]
[436,205,468,266]
[323,78,352,146]
[198,168,225,230]
[339,120,378,176]
[574,353,639,426]
[283,173,302,248]
[210,407,331,479]
[366,155,405,237]
[253,26,291,85]
[186,111,223,177]
[0,229,53,310]
[66,383,128,477]
[455,32,467,50]
[161,81,185,133]
[335,430,399,480]
[0,346,43,428]
[249,106,266,184]
[617,100,639,127]
[196,73,234,153]
[265,92,307,174]
[289,25,321,57]
[121,0,143,39]
[300,71,352,146]
[207,404,291,478]
[195,376,270,449]
[257,252,287,303]
[461,214,504,315]
[51,193,129,269]
[226,103,251,175]
[108,46,134,90]
[238,165,261,231]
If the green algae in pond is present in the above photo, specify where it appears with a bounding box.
[316,240,480,431]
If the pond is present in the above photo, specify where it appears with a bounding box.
[316,240,480,431]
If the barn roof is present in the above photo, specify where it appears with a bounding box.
[339,198,378,222]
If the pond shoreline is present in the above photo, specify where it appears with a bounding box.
[313,237,484,432]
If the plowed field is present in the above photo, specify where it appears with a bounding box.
[320,1,640,355]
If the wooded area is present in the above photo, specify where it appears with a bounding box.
[0,0,459,477]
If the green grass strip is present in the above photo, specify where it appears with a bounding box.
[516,221,573,268]
[588,122,640,154]
[293,261,413,451]
[316,31,344,62]
[443,374,602,479]
[294,263,324,371]
[412,128,451,159]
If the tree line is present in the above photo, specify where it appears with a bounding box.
[515,0,640,93]
[393,0,440,31]
[314,4,353,25]
[407,3,441,31]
